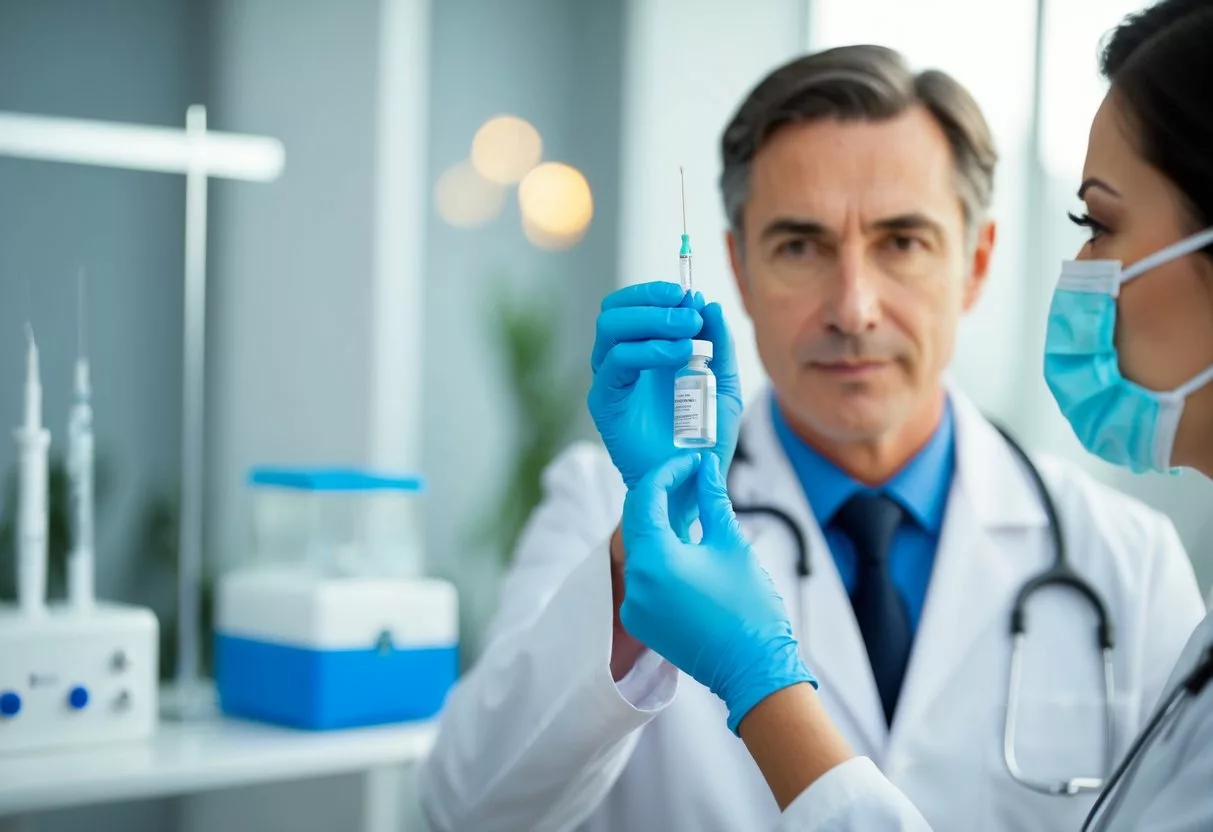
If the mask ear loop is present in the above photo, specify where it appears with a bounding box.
[1143,226,1213,402]
[1121,227,1213,283]
[1172,363,1213,401]
[1151,339,1213,473]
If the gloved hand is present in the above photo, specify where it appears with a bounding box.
[620,452,817,734]
[588,281,744,533]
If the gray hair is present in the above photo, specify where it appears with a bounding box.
[720,45,997,245]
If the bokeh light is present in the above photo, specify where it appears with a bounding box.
[517,162,593,250]
[433,160,506,228]
[470,115,543,185]
[521,213,584,251]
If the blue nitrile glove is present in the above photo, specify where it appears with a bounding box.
[619,453,817,734]
[588,282,744,532]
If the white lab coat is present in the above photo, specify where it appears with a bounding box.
[419,388,1205,832]
[781,610,1213,831]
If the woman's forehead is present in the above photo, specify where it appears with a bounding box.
[1082,93,1143,190]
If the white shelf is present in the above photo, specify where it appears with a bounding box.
[0,715,437,815]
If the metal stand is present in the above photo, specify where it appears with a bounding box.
[169,105,212,719]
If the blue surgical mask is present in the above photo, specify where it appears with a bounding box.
[1044,227,1213,473]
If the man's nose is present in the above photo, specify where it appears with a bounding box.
[827,246,881,335]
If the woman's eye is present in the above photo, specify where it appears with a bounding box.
[1068,210,1109,241]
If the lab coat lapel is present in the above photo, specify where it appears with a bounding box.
[735,398,887,755]
[890,390,1047,737]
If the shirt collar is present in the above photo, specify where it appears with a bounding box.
[770,395,956,532]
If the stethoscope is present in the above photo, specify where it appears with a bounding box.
[726,421,1118,797]
[1080,642,1213,830]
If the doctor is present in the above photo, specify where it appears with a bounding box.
[617,3,1213,829]
[418,44,1205,832]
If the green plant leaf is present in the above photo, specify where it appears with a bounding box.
[471,280,586,564]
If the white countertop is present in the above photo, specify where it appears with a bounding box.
[0,714,438,815]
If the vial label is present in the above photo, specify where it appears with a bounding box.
[674,388,705,436]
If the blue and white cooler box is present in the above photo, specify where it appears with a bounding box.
[215,566,458,729]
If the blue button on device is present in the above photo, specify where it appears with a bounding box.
[0,691,20,717]
[68,686,89,710]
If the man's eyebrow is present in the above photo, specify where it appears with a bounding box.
[759,218,831,241]
[867,213,944,235]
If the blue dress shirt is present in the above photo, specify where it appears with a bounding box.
[770,396,956,634]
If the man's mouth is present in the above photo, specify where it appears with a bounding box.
[810,360,888,378]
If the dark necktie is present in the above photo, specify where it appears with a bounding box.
[831,492,910,726]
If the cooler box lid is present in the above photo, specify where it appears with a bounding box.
[216,565,457,650]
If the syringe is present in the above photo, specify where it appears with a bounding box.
[68,268,95,610]
[679,166,693,293]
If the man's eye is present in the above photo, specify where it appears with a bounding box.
[776,239,813,258]
[885,234,924,253]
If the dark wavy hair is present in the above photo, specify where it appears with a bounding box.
[1101,0,1213,251]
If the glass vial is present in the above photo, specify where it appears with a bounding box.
[673,339,717,448]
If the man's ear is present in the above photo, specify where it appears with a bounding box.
[963,219,997,311]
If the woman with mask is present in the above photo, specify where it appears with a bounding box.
[617,1,1213,829]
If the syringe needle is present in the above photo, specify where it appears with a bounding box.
[679,166,687,235]
[678,166,693,293]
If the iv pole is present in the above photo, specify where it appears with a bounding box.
[0,106,285,717]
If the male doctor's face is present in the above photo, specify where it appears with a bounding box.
[729,108,995,451]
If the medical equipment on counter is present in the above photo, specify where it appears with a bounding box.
[0,107,288,720]
[0,604,158,754]
[215,568,457,730]
[244,466,426,575]
[16,325,49,616]
[1,317,158,755]
[678,166,693,293]
[727,420,1117,797]
[215,467,457,730]
[68,269,94,610]
[673,340,716,448]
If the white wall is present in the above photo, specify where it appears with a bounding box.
[422,0,624,649]
[206,0,431,580]
[206,0,381,575]
[616,0,810,405]
[191,1,432,830]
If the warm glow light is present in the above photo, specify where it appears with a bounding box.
[521,213,588,251]
[470,115,543,184]
[434,160,505,228]
[517,162,593,249]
